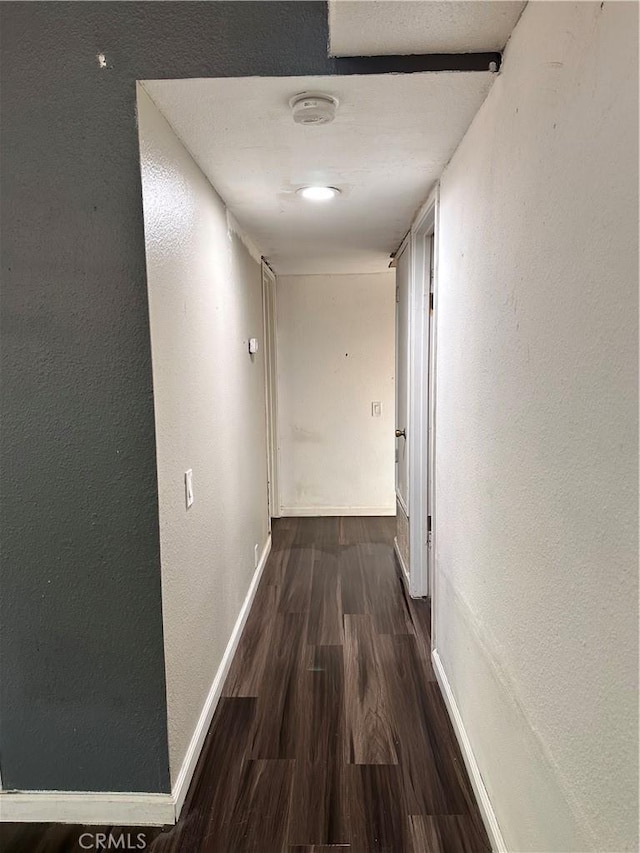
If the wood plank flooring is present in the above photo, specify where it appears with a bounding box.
[1,517,490,853]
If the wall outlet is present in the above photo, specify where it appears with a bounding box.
[372,401,382,417]
[185,469,194,508]
[254,543,259,567]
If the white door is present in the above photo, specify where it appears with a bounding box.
[395,240,410,573]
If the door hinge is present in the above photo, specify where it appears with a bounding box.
[395,448,399,463]
[396,285,400,304]
[429,292,434,313]
[427,515,433,546]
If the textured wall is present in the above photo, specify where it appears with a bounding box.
[435,3,638,850]
[277,273,396,515]
[0,1,336,793]
[138,88,269,785]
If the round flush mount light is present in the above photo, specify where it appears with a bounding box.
[289,92,339,125]
[296,186,341,201]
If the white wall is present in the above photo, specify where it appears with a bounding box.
[277,273,395,515]
[137,87,269,786]
[434,3,638,851]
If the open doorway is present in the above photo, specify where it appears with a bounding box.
[136,71,487,812]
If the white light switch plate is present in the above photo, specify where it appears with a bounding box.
[185,469,194,508]
[372,401,382,417]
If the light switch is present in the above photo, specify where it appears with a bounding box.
[185,469,194,508]
[249,338,259,354]
[372,401,382,417]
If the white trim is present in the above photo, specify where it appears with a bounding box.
[280,506,395,517]
[428,187,440,605]
[393,537,411,591]
[407,187,438,599]
[0,791,174,826]
[262,262,280,521]
[426,184,441,668]
[395,489,408,518]
[0,535,273,827]
[431,649,507,853]
[412,184,440,238]
[171,534,272,818]
[394,236,411,516]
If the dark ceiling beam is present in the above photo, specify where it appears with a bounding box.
[330,52,501,74]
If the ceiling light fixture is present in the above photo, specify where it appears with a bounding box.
[296,186,341,202]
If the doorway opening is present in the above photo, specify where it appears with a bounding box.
[131,62,495,844]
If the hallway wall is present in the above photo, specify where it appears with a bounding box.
[0,0,337,797]
[434,3,638,851]
[137,88,269,787]
[277,273,395,515]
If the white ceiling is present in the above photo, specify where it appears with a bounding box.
[143,72,494,275]
[328,1,526,57]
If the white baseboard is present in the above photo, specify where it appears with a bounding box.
[393,537,411,592]
[280,506,395,517]
[0,791,174,826]
[395,491,408,519]
[431,649,507,853]
[171,533,272,819]
[0,535,273,828]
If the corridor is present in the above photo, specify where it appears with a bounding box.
[138,517,490,851]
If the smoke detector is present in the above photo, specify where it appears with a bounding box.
[289,92,338,126]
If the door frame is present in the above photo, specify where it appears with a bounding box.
[407,187,439,598]
[394,235,411,521]
[261,260,280,521]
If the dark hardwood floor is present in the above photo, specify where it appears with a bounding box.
[1,517,490,853]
